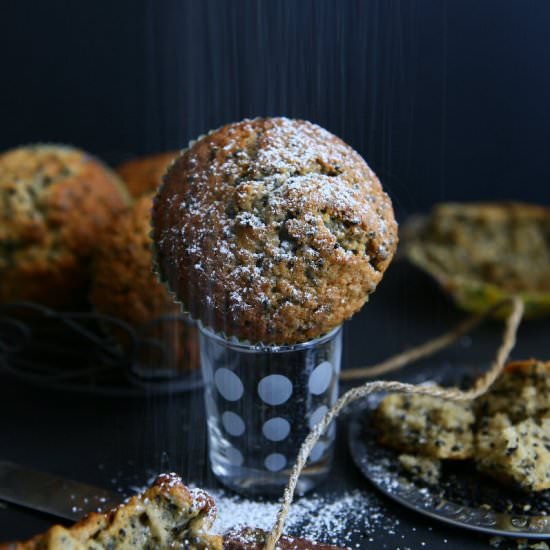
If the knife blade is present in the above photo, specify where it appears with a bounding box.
[0,461,120,521]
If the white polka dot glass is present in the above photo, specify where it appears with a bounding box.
[199,324,342,496]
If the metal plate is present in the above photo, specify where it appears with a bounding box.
[348,390,550,539]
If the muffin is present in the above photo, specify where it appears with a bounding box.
[374,392,475,459]
[0,144,129,308]
[476,414,550,492]
[476,359,550,421]
[1,474,222,550]
[90,194,199,372]
[405,202,550,318]
[152,117,398,345]
[116,151,178,197]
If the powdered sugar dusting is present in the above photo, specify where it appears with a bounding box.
[153,117,398,344]
[210,488,399,548]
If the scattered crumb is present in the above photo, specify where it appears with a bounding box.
[398,454,441,485]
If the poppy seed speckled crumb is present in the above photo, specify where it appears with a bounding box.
[152,117,397,345]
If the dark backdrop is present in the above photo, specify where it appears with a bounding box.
[2,0,550,217]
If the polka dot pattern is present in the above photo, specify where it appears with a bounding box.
[265,453,287,472]
[257,374,293,406]
[262,417,291,441]
[226,446,244,466]
[201,325,342,481]
[310,441,326,462]
[309,405,328,429]
[215,368,244,401]
[222,411,245,437]
[308,361,333,395]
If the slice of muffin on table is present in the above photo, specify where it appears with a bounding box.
[375,360,550,492]
[475,359,550,421]
[0,474,221,550]
[0,475,346,550]
[476,413,550,492]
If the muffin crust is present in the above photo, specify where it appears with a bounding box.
[90,194,199,371]
[116,151,178,197]
[152,118,397,344]
[0,145,129,308]
[91,194,177,328]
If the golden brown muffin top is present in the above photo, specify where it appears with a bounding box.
[0,144,129,248]
[0,144,130,307]
[116,151,178,197]
[152,118,397,344]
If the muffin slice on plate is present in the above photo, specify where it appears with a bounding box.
[476,359,550,421]
[476,413,550,492]
[374,392,475,459]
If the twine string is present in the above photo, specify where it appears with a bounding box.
[264,297,524,550]
[341,298,519,381]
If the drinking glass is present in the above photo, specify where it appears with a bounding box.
[199,324,342,495]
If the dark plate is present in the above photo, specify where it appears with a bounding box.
[347,366,550,539]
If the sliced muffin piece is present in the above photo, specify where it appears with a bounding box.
[475,413,550,492]
[476,359,550,422]
[375,392,475,459]
[405,202,550,318]
[1,474,222,550]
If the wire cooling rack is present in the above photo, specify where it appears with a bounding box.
[0,302,203,396]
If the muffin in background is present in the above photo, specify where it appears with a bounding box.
[116,151,178,197]
[90,194,199,373]
[405,202,550,318]
[0,144,130,308]
[152,117,398,345]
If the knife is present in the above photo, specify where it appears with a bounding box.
[0,460,120,521]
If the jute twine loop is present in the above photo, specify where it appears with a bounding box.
[264,296,524,550]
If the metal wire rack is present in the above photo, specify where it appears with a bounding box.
[0,302,203,396]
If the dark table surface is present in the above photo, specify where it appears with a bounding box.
[1,260,549,549]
